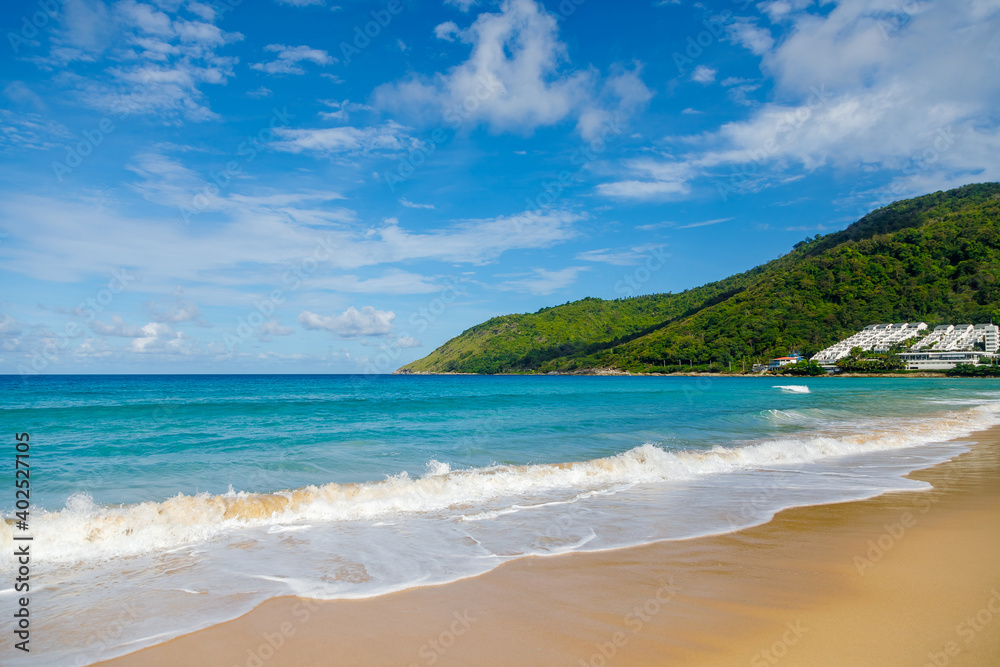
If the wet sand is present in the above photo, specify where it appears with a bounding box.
[98,427,1000,666]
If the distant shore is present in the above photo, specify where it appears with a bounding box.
[396,368,956,378]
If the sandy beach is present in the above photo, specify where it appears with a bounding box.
[98,427,1000,667]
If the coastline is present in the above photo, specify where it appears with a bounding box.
[397,369,954,377]
[98,425,1000,667]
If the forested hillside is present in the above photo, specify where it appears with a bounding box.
[398,183,1000,374]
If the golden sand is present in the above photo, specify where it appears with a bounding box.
[97,428,1000,666]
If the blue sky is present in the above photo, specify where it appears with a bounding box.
[1,0,998,374]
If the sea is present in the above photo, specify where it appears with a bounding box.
[2,374,1000,665]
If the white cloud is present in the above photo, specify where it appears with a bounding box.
[89,315,144,337]
[675,217,733,229]
[42,0,245,122]
[246,86,273,98]
[375,0,649,139]
[257,319,296,341]
[271,122,414,156]
[600,0,1000,204]
[318,99,373,122]
[691,65,716,84]
[399,198,436,210]
[146,287,205,324]
[727,18,774,56]
[596,180,689,199]
[596,159,694,200]
[445,0,478,11]
[395,336,422,348]
[0,109,72,151]
[0,314,23,337]
[499,267,587,295]
[575,247,651,266]
[299,306,395,337]
[251,44,334,75]
[129,322,189,353]
[4,82,46,112]
[434,21,460,41]
[0,189,579,289]
[310,271,444,295]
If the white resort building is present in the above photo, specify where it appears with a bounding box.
[811,322,999,371]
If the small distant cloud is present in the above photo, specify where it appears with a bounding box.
[575,247,662,266]
[499,267,588,295]
[257,319,295,341]
[399,198,435,210]
[681,108,701,115]
[636,221,676,231]
[251,44,334,75]
[675,217,733,229]
[395,336,422,348]
[434,21,460,42]
[275,0,325,6]
[691,65,716,84]
[246,86,273,98]
[298,306,395,337]
[444,0,476,11]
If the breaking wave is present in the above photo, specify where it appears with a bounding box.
[4,402,998,565]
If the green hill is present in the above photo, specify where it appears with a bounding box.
[398,183,1000,374]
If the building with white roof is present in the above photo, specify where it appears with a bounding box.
[812,322,999,371]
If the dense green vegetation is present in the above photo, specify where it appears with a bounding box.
[835,348,906,372]
[777,361,827,376]
[947,362,1000,377]
[399,183,1000,375]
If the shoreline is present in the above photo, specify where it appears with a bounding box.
[397,369,956,377]
[98,426,1000,666]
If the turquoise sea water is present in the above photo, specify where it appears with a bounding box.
[2,374,1000,664]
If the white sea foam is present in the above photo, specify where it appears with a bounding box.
[774,385,811,393]
[3,402,998,566]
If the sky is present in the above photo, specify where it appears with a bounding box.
[1,0,998,374]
